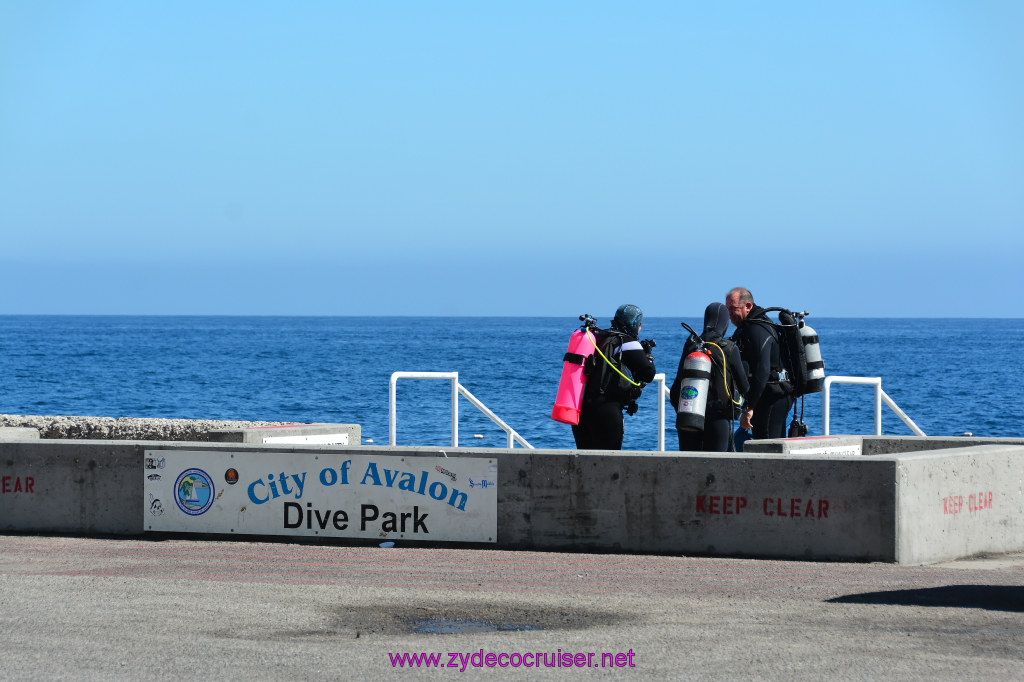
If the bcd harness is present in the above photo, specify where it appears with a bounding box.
[735,307,827,437]
[741,307,825,398]
[584,327,646,408]
[702,338,743,416]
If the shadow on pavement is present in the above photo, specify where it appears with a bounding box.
[828,585,1024,612]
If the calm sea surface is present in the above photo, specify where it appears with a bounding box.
[1,316,1021,450]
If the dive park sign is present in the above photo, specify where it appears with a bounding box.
[143,450,498,543]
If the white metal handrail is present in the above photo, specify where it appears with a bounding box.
[389,371,534,449]
[655,373,669,451]
[389,372,925,449]
[822,376,926,436]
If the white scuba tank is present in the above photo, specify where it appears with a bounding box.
[799,320,825,394]
[677,350,712,432]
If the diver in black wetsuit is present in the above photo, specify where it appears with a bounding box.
[726,287,793,439]
[671,302,749,451]
[572,304,657,450]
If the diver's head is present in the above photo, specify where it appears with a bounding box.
[612,304,643,338]
[725,287,754,326]
[702,302,730,338]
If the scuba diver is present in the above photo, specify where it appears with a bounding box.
[671,302,749,451]
[726,287,793,439]
[572,304,657,450]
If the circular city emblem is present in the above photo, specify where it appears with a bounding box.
[681,386,699,399]
[174,468,215,516]
[224,468,239,485]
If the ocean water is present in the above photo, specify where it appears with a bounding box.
[1,316,1022,450]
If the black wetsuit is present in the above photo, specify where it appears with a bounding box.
[671,303,750,451]
[572,331,656,450]
[732,306,792,439]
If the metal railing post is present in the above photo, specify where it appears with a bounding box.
[874,381,882,436]
[822,376,832,436]
[451,373,459,447]
[654,373,667,452]
[389,372,399,446]
[389,371,534,449]
[822,376,925,437]
[880,389,926,436]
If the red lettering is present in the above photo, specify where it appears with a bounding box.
[697,494,748,514]
[1,476,35,494]
[760,498,832,520]
[969,491,994,513]
[944,493,1000,515]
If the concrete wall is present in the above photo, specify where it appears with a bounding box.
[894,445,1024,564]
[497,449,896,560]
[6,436,1021,563]
[1,439,143,535]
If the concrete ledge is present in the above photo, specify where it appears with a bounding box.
[745,435,1024,457]
[208,423,360,445]
[0,427,39,441]
[862,435,1024,455]
[0,414,300,441]
[744,435,863,456]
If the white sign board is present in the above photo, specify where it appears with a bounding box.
[143,450,497,543]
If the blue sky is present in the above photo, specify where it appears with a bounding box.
[2,2,1022,317]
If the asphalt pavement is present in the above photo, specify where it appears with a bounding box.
[1,534,1021,680]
